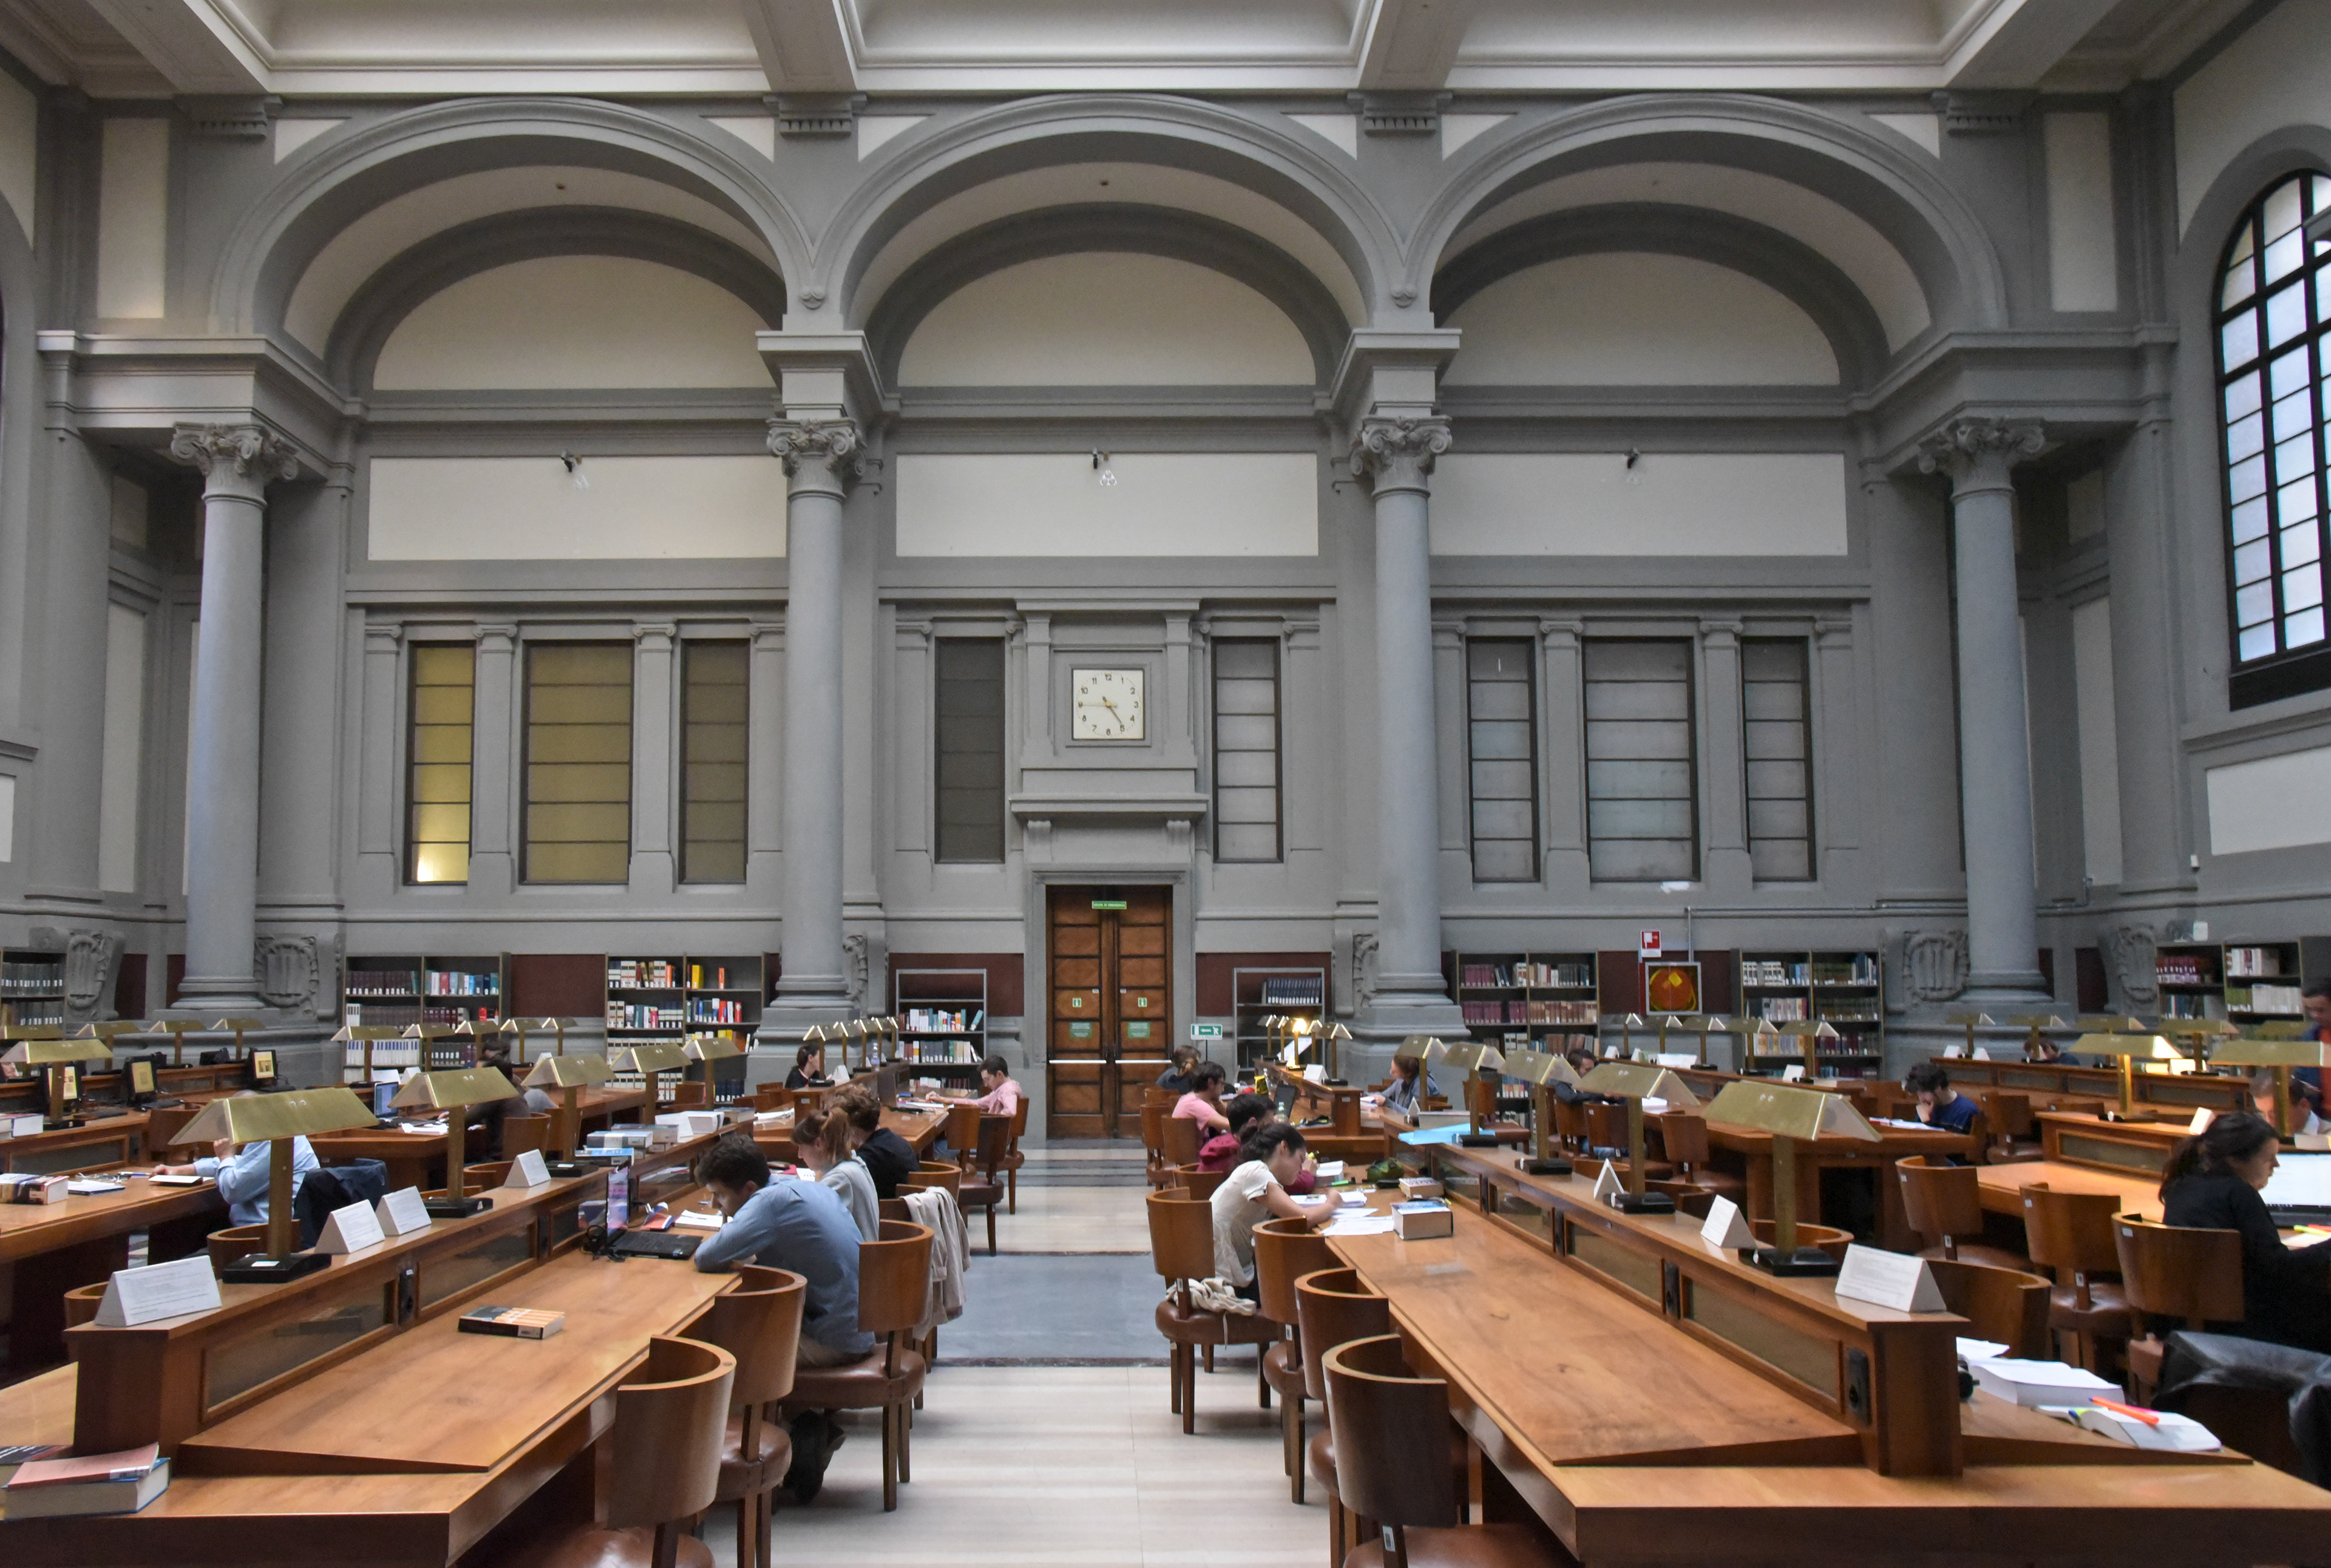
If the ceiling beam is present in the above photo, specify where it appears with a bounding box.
[742,0,857,95]
[1945,0,2126,88]
[77,0,264,94]
[1357,0,1474,92]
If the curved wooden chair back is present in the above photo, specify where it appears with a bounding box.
[943,1102,983,1155]
[1140,1102,1167,1162]
[1009,1096,1029,1146]
[1976,1089,2035,1140]
[694,1266,806,1410]
[1161,1113,1203,1169]
[878,1196,911,1223]
[1584,1101,1628,1152]
[752,1084,792,1115]
[2114,1215,2245,1326]
[1321,1334,1457,1530]
[1897,1155,1985,1244]
[462,1160,514,1190]
[498,1113,551,1159]
[1171,1162,1226,1202]
[1147,1190,1216,1283]
[1294,1266,1392,1403]
[1748,1219,1852,1261]
[671,1081,710,1111]
[792,1085,831,1119]
[606,1336,736,1532]
[2019,1184,2122,1277]
[1553,1097,1588,1150]
[62,1281,106,1328]
[208,1224,268,1269]
[1253,1218,1336,1329]
[1465,1078,1495,1122]
[1926,1257,2051,1358]
[974,1115,1013,1180]
[1145,1085,1178,1105]
[1657,1112,1712,1167]
[901,1160,961,1196]
[860,1220,936,1340]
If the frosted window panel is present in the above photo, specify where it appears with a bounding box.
[98,605,147,894]
[523,643,631,884]
[1212,640,1280,863]
[1466,640,1538,883]
[1584,640,1696,883]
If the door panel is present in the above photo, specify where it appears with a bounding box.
[1047,884,1173,1138]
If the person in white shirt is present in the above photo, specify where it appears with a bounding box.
[2253,1070,2327,1136]
[796,1105,879,1240]
[1209,1124,1333,1300]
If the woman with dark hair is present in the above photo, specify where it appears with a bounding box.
[1208,1123,1331,1300]
[1173,1061,1232,1135]
[1157,1045,1203,1096]
[2160,1111,2331,1352]
[787,1042,827,1091]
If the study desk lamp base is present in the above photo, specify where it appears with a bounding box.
[1522,1157,1573,1177]
[1742,1245,1841,1278]
[1608,1191,1677,1215]
[424,1195,494,1219]
[219,1251,333,1285]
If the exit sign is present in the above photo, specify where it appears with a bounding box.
[1191,1023,1223,1039]
[1091,899,1128,911]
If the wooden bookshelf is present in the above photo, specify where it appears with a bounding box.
[1737,949,1885,1078]
[893,968,989,1077]
[0,948,66,1029]
[2154,938,2330,1023]
[1444,951,1601,1053]
[344,954,505,1031]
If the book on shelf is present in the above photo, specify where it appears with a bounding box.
[607,959,679,990]
[2232,983,2303,1015]
[903,1008,983,1033]
[0,960,64,996]
[1259,977,1324,1006]
[346,968,420,997]
[606,1003,685,1030]
[687,963,737,989]
[1757,996,1809,1023]
[422,971,497,997]
[457,1305,566,1340]
[2225,946,2285,978]
[688,998,750,1025]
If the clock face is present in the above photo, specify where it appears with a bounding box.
[1071,668,1145,741]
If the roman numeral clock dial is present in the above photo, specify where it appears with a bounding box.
[1070,668,1145,741]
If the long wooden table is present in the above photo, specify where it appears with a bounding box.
[0,1112,152,1175]
[310,1087,648,1192]
[748,1102,948,1164]
[1702,1120,1975,1252]
[1,1167,227,1376]
[1352,1145,2331,1565]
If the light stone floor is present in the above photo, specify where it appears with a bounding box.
[994,1182,1151,1254]
[704,1365,1324,1568]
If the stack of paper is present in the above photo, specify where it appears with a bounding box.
[1969,1358,2119,1408]
[1955,1338,2009,1365]
[2072,1405,2222,1452]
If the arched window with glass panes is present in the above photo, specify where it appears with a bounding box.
[2217,170,2331,705]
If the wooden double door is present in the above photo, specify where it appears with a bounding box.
[1046,885,1172,1139]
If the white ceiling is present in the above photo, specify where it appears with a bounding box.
[0,0,2253,98]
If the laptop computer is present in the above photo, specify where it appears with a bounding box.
[2262,1150,2331,1224]
[600,1166,704,1260]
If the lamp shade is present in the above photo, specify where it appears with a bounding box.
[1498,1048,1581,1088]
[180,1085,378,1145]
[609,1041,690,1076]
[525,1052,613,1089]
[1575,1061,1700,1110]
[1703,1079,1879,1142]
[1423,1039,1504,1077]
[2210,1036,2323,1068]
[1,1036,115,1067]
[686,1033,747,1062]
[2071,1033,2182,1061]
[388,1067,523,1113]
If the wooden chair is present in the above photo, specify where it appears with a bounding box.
[691,1267,805,1568]
[1552,1098,1589,1153]
[1170,1162,1226,1202]
[1749,1219,1853,1261]
[1652,1113,1745,1204]
[461,1159,515,1190]
[61,1281,106,1329]
[506,1336,736,1568]
[1896,1156,2028,1269]
[1970,1090,2044,1163]
[1147,1190,1278,1434]
[1583,1102,1672,1181]
[2019,1184,2134,1374]
[2114,1215,2244,1400]
[1296,1266,1394,1567]
[1160,1112,1204,1170]
[785,1219,934,1511]
[1927,1257,2052,1359]
[1253,1218,1337,1501]
[956,1114,1011,1256]
[898,1160,961,1197]
[1464,1079,1529,1146]
[498,1113,552,1160]
[1142,1102,1176,1188]
[750,1084,792,1115]
[206,1223,267,1268]
[671,1081,710,1111]
[1322,1334,1559,1568]
[942,1101,983,1161]
[1003,1096,1029,1212]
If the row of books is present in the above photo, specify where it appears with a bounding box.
[2231,983,2304,1015]
[608,960,680,990]
[343,1003,492,1027]
[608,1004,684,1030]
[2,1005,63,1026]
[345,969,422,997]
[1260,977,1324,1006]
[0,960,64,996]
[423,971,498,997]
[2225,946,2287,977]
[896,1041,981,1064]
[2157,956,2213,986]
[1740,956,1881,987]
[1462,1000,1600,1025]
[689,999,752,1025]
[902,1008,984,1033]
[342,1040,425,1068]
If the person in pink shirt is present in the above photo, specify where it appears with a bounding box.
[1174,1062,1232,1135]
[1199,1093,1315,1193]
[944,1054,1024,1117]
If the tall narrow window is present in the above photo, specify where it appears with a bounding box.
[1584,639,1697,882]
[681,640,748,883]
[1213,639,1281,863]
[407,642,475,884]
[1741,639,1814,881]
[2218,171,2331,705]
[934,639,1005,864]
[524,642,631,884]
[1466,639,1538,881]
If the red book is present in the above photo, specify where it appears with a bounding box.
[6,1442,160,1489]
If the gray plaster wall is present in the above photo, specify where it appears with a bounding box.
[0,20,2327,1107]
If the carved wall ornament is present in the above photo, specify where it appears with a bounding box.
[843,932,870,1013]
[169,423,301,484]
[2104,924,2160,1014]
[1351,931,1381,1011]
[1895,929,1970,1004]
[256,934,322,1014]
[63,930,122,1026]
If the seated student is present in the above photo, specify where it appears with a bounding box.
[943,1054,1023,1117]
[1173,1062,1232,1135]
[1379,1050,1439,1115]
[1905,1061,1978,1135]
[1554,1045,1603,1105]
[158,1091,319,1226]
[692,1132,874,1501]
[2251,1071,2327,1135]
[480,1045,556,1116]
[2160,1111,2331,1354]
[1210,1125,1334,1300]
[1198,1093,1274,1172]
[835,1084,917,1200]
[2027,1036,2066,1065]
[787,1043,829,1091]
[796,1107,878,1240]
[1157,1046,1203,1097]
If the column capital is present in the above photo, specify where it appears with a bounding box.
[1916,417,2044,495]
[1699,618,1745,645]
[363,622,405,652]
[767,416,863,500]
[169,423,299,501]
[633,622,678,649]
[1349,414,1453,497]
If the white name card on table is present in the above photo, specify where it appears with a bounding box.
[1657,1053,1697,1068]
[1973,1047,1991,1061]
[95,1254,222,1326]
[1591,1160,1621,1203]
[1834,1243,1946,1313]
[503,1150,551,1189]
[316,1198,386,1255]
[2,1112,39,1138]
[376,1186,433,1238]
[1698,1194,1754,1250]
[2190,1107,2214,1134]
[1782,1064,1807,1082]
[1942,1044,1965,1059]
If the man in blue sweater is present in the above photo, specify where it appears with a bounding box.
[692,1133,870,1501]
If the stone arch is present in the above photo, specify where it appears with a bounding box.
[1415,94,2010,342]
[209,97,811,347]
[1433,205,1890,388]
[327,209,787,393]
[864,206,1351,388]
[815,95,1396,331]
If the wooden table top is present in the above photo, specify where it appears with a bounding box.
[1705,1121,1977,1159]
[1328,1193,1862,1467]
[753,1103,948,1155]
[1973,1158,2160,1220]
[178,1247,732,1476]
[0,1167,226,1262]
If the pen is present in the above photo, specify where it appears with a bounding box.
[2090,1397,2161,1426]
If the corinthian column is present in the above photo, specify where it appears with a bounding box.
[760,418,858,1040]
[1350,415,1467,1041]
[170,424,300,1013]
[1918,418,2051,1002]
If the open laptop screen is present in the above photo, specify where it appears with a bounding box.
[605,1166,630,1232]
[2261,1151,2331,1210]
